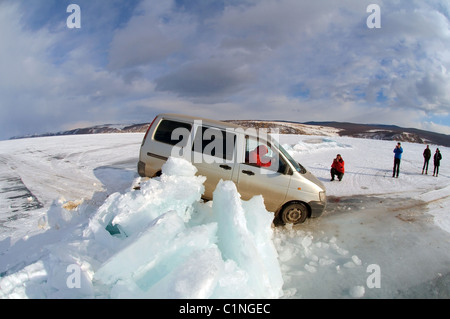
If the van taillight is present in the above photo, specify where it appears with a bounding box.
[142,116,157,146]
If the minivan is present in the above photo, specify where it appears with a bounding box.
[138,113,326,225]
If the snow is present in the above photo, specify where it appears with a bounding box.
[0,132,449,299]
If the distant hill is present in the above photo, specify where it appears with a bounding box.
[304,121,450,147]
[224,120,449,147]
[10,123,150,139]
[10,120,450,147]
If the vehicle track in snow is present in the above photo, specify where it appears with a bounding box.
[0,156,43,232]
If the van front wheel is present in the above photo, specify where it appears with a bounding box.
[280,203,308,225]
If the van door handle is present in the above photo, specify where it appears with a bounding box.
[219,165,232,170]
[242,170,255,176]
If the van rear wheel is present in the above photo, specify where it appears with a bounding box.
[280,203,308,225]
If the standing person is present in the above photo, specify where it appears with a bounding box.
[330,154,345,181]
[422,145,431,174]
[433,148,442,177]
[393,142,403,178]
[249,145,272,167]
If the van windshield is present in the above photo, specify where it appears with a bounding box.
[274,141,307,174]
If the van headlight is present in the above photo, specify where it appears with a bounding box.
[319,191,326,202]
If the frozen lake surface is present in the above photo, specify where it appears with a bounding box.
[0,133,449,298]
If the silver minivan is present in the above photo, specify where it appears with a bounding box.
[137,113,326,225]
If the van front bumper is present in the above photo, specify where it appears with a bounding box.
[309,200,327,218]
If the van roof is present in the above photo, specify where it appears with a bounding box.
[156,113,277,141]
[158,113,245,130]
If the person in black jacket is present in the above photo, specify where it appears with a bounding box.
[422,145,431,175]
[433,148,442,177]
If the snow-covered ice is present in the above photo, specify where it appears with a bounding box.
[0,132,449,299]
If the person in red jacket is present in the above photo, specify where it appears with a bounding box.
[331,154,345,181]
[249,145,272,167]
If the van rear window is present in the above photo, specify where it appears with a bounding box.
[154,120,192,146]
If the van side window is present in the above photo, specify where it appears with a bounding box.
[245,137,287,173]
[154,120,192,146]
[192,126,236,161]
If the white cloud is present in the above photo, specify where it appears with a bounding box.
[420,121,450,135]
[0,2,153,139]
[1,0,449,139]
[108,0,196,70]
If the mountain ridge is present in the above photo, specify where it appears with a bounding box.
[10,120,450,147]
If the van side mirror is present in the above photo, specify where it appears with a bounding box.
[298,163,307,174]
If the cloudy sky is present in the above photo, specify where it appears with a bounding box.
[1,0,450,140]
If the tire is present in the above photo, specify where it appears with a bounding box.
[280,202,308,225]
